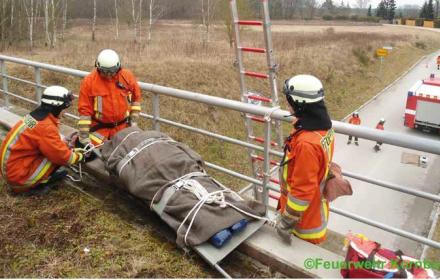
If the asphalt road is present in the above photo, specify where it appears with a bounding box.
[328,50,440,257]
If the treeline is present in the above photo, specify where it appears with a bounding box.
[0,0,423,51]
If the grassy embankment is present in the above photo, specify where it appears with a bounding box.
[1,21,439,277]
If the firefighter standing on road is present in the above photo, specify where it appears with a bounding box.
[0,86,85,195]
[276,75,335,245]
[77,49,142,146]
[347,111,361,145]
[374,118,386,152]
[437,55,440,70]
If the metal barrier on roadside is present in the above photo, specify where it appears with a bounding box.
[1,54,440,251]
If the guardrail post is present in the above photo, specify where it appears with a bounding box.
[35,66,42,104]
[152,93,160,131]
[0,60,9,108]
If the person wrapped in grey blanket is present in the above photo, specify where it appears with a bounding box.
[101,127,267,248]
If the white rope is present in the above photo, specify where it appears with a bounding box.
[67,142,104,182]
[171,179,271,246]
[149,171,207,210]
[264,106,281,122]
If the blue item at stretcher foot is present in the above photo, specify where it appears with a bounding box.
[230,219,248,234]
[210,219,249,248]
[210,228,232,248]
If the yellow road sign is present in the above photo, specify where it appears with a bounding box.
[376,48,388,57]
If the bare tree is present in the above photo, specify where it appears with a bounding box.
[114,0,119,39]
[201,0,217,44]
[44,0,51,46]
[50,0,57,47]
[147,0,164,44]
[61,0,67,41]
[10,0,14,25]
[304,0,317,18]
[92,0,96,41]
[1,0,7,50]
[356,0,370,9]
[22,0,35,50]
[139,0,143,42]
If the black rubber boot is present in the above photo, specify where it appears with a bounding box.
[24,168,68,196]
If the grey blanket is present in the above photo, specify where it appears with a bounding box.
[101,127,266,247]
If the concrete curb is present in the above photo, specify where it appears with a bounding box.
[341,54,428,122]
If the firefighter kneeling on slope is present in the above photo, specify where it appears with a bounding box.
[276,74,335,245]
[77,49,142,147]
[0,86,85,195]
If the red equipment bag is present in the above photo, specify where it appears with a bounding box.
[341,233,435,279]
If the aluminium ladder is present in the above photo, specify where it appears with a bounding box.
[230,0,283,204]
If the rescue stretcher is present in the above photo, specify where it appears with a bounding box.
[0,108,267,278]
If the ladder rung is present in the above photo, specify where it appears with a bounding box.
[237,20,263,26]
[257,173,280,185]
[249,136,278,147]
[269,193,280,200]
[252,155,280,166]
[247,94,272,103]
[243,71,269,79]
[247,115,265,123]
[240,47,266,53]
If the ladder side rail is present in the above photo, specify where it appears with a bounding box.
[261,0,283,147]
[230,0,260,189]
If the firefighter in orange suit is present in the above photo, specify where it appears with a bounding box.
[77,49,142,146]
[347,111,361,145]
[374,118,385,152]
[276,75,335,244]
[437,56,440,70]
[0,86,85,194]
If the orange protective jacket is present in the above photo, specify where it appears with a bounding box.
[348,116,361,125]
[78,68,142,144]
[376,123,384,130]
[0,114,81,192]
[437,56,440,65]
[279,128,335,244]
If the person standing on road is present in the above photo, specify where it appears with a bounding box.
[374,118,386,152]
[347,111,361,145]
[77,49,142,146]
[0,86,85,195]
[276,74,335,245]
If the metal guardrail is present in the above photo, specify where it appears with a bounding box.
[1,54,440,251]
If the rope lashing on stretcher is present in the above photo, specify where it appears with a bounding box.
[66,142,104,182]
[156,175,272,246]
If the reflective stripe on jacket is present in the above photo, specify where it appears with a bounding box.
[77,68,141,142]
[348,116,361,125]
[279,129,335,244]
[0,114,79,191]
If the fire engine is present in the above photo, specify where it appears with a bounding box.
[404,74,440,133]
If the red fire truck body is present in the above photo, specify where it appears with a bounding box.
[404,74,440,133]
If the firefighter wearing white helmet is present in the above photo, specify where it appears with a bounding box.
[78,49,142,147]
[0,85,85,195]
[374,118,386,152]
[347,111,361,145]
[41,85,74,108]
[95,49,121,75]
[277,74,335,245]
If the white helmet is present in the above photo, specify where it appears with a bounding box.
[41,86,73,108]
[95,49,121,74]
[283,74,324,104]
[353,111,359,117]
[380,118,385,123]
